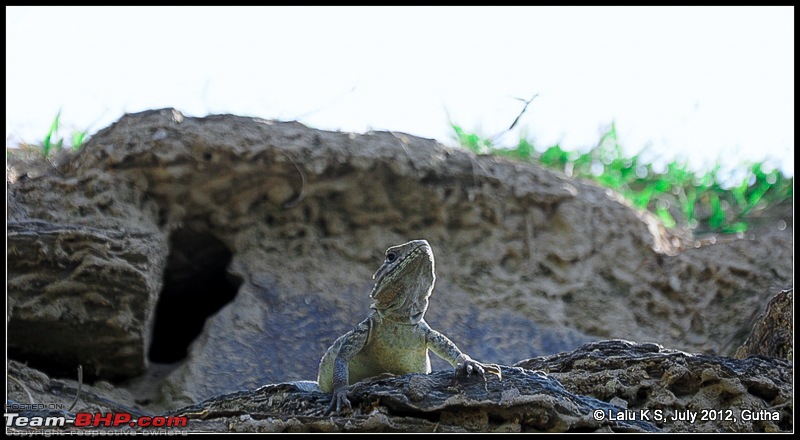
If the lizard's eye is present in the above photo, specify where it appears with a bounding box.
[386,252,397,263]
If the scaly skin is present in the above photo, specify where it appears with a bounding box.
[317,239,500,414]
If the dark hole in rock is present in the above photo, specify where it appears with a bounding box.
[148,228,240,363]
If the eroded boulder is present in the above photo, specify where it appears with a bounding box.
[735,288,793,361]
[516,340,792,433]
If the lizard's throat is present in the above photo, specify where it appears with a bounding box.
[371,259,435,321]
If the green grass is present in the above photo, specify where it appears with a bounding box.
[37,111,88,158]
[452,122,792,235]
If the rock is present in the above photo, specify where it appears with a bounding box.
[7,218,166,380]
[8,341,791,433]
[6,360,151,421]
[735,289,793,361]
[6,109,793,418]
[515,340,792,433]
[162,339,791,433]
[167,364,659,433]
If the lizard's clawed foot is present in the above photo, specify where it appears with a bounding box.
[482,363,503,380]
[459,358,503,380]
[325,388,352,416]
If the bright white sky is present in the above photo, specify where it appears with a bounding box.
[6,6,794,176]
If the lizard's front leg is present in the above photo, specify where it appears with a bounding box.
[427,328,502,380]
[323,318,371,415]
[327,357,352,415]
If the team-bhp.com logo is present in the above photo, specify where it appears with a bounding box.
[5,412,187,429]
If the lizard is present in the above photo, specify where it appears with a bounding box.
[317,239,501,414]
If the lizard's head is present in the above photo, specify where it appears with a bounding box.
[370,239,435,324]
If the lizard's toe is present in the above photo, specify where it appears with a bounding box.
[461,359,486,376]
[484,363,503,380]
[325,389,352,416]
[459,360,502,381]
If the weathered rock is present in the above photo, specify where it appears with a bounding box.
[6,360,191,434]
[8,341,791,433]
[7,211,166,380]
[515,340,792,433]
[735,289,793,361]
[161,339,790,433]
[6,109,793,415]
[166,365,659,433]
[6,360,150,421]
